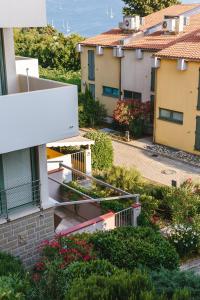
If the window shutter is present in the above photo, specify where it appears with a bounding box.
[88,50,95,81]
[197,69,200,110]
[195,116,200,150]
[0,29,7,95]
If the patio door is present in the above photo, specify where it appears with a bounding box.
[0,29,7,95]
[2,149,33,212]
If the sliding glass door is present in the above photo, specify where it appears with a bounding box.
[0,29,7,95]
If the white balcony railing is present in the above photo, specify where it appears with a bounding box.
[0,75,79,154]
[0,0,46,28]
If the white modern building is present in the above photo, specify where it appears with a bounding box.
[0,0,78,265]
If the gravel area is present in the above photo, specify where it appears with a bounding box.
[146,144,200,168]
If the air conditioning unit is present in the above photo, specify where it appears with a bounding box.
[76,44,82,53]
[162,18,176,32]
[135,49,143,60]
[151,57,160,69]
[177,58,187,71]
[113,46,124,58]
[122,16,140,31]
[96,45,104,55]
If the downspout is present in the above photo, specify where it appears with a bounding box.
[119,56,122,100]
[153,68,157,144]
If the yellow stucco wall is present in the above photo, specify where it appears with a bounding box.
[154,59,200,155]
[81,46,120,116]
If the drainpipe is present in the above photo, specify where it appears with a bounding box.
[26,68,30,92]
[119,56,122,100]
[152,69,157,144]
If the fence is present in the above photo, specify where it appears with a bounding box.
[0,180,40,218]
[71,151,86,181]
[115,207,134,227]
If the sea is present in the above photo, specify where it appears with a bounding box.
[46,0,197,37]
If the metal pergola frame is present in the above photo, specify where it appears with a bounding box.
[47,161,140,207]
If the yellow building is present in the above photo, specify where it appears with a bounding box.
[78,4,200,117]
[154,29,200,155]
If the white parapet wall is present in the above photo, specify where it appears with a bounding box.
[0,76,79,154]
[16,57,39,78]
[0,0,46,28]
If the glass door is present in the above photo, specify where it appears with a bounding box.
[0,29,7,95]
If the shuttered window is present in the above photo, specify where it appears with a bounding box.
[103,86,119,98]
[88,50,95,81]
[159,108,183,124]
[197,69,200,110]
[0,29,7,95]
[195,116,200,150]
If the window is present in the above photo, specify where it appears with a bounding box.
[0,148,39,216]
[0,29,7,95]
[88,50,95,81]
[103,86,119,98]
[151,68,156,92]
[195,116,200,150]
[159,108,183,124]
[89,84,95,99]
[124,90,142,101]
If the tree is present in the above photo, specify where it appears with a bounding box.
[14,26,84,72]
[123,0,181,17]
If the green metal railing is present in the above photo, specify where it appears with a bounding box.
[0,180,40,219]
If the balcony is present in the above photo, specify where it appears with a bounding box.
[0,75,79,154]
[0,0,46,28]
[0,180,40,219]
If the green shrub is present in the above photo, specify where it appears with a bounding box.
[64,259,119,291]
[0,274,29,300]
[84,131,113,170]
[79,91,107,127]
[15,27,84,72]
[89,227,179,271]
[103,165,141,191]
[151,268,200,300]
[0,252,24,277]
[65,269,155,300]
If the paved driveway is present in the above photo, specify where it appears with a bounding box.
[113,140,200,186]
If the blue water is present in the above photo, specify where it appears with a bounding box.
[46,0,196,37]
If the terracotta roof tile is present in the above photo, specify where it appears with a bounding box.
[81,4,200,47]
[156,29,200,60]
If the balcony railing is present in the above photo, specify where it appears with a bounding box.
[0,180,40,219]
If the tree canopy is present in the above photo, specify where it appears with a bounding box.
[14,26,84,72]
[123,0,181,17]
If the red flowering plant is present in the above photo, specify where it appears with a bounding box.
[33,235,95,279]
[113,99,151,137]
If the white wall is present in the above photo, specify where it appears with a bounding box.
[3,29,18,94]
[16,57,39,78]
[0,76,79,154]
[121,50,153,102]
[38,145,50,209]
[0,0,46,28]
